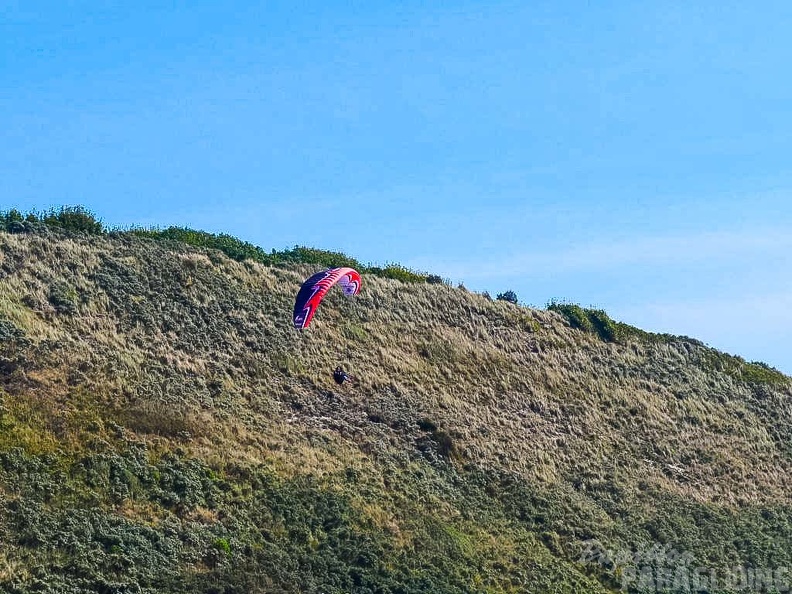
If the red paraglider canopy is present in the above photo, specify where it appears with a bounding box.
[293,267,361,329]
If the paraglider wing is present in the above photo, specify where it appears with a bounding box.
[293,267,361,329]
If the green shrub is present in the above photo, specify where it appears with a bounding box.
[496,290,518,304]
[431,430,457,460]
[547,302,625,343]
[366,263,427,283]
[547,301,594,333]
[213,537,231,556]
[41,206,104,234]
[48,282,79,314]
[0,206,103,235]
[0,209,24,230]
[275,245,361,269]
[586,308,619,342]
[426,274,450,285]
[698,354,790,386]
[741,361,789,385]
[0,319,25,342]
[418,418,438,432]
[130,226,274,264]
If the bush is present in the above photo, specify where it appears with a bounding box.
[547,302,592,332]
[213,537,232,556]
[426,274,449,285]
[586,308,618,342]
[42,206,104,234]
[418,418,438,432]
[370,264,426,284]
[48,282,79,314]
[130,227,274,264]
[496,290,518,304]
[1,205,460,290]
[276,245,361,269]
[0,319,25,342]
[741,361,789,385]
[0,206,104,235]
[0,209,24,231]
[547,301,624,342]
[431,430,457,460]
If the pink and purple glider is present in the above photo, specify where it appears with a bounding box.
[292,267,361,329]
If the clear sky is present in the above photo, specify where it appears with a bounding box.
[3,2,791,374]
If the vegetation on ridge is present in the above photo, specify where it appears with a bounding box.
[0,208,790,593]
[547,300,788,387]
[1,206,441,286]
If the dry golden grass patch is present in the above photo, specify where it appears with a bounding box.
[0,551,30,584]
[115,498,171,526]
[1,230,790,509]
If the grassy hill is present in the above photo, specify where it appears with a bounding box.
[0,216,790,593]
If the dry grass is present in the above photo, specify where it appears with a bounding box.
[1,230,790,510]
[1,228,791,592]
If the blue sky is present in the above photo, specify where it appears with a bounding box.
[3,1,791,373]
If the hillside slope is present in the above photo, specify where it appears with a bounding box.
[0,229,790,593]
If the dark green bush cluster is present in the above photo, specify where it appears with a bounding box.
[130,226,274,264]
[586,308,619,342]
[274,245,362,269]
[547,302,593,332]
[0,318,25,343]
[427,274,451,285]
[366,263,427,283]
[0,209,34,234]
[547,302,714,349]
[0,206,103,235]
[3,437,791,593]
[699,351,789,386]
[547,301,620,343]
[0,447,231,593]
[418,418,438,432]
[0,447,504,593]
[131,226,436,285]
[41,206,104,234]
[47,282,79,314]
[496,290,518,304]
[1,205,460,289]
[741,361,789,385]
[430,430,457,460]
[3,207,444,286]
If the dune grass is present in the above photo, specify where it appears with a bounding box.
[0,223,790,593]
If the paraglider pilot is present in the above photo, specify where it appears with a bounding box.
[333,366,350,385]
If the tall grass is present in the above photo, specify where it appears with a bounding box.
[0,212,790,593]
